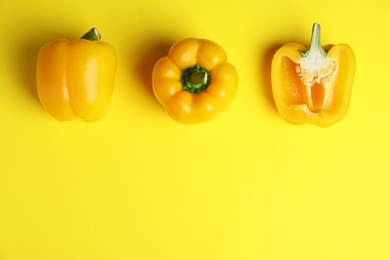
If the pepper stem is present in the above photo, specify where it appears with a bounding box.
[301,23,327,58]
[80,28,101,41]
[181,64,210,94]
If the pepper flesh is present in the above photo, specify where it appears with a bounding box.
[36,28,117,122]
[152,38,238,124]
[271,24,355,127]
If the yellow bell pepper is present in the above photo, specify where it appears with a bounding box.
[152,38,238,124]
[271,23,355,127]
[36,28,117,122]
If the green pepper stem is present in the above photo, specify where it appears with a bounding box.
[80,28,101,41]
[301,23,327,58]
[181,64,210,94]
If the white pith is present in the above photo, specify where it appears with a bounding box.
[296,54,336,88]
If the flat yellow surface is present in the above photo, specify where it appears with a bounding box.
[1,0,390,259]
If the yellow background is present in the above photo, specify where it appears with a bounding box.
[1,0,389,259]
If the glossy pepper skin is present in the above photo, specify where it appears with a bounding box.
[36,28,117,122]
[271,23,355,127]
[152,38,238,124]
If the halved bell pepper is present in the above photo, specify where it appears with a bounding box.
[271,23,355,127]
[152,38,238,124]
[36,28,117,122]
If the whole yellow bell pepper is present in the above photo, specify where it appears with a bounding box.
[271,23,355,127]
[36,28,117,122]
[152,38,238,124]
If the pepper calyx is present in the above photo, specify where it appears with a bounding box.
[181,64,211,94]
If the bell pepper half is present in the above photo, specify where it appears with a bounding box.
[36,28,117,122]
[152,38,238,124]
[271,23,355,127]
